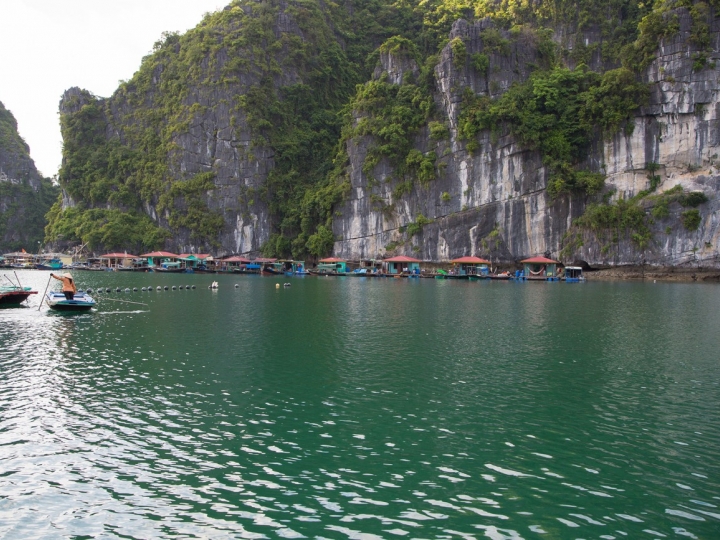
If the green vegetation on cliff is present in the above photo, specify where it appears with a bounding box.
[0,101,59,252]
[46,0,712,257]
[459,66,648,197]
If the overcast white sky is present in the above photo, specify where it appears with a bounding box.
[0,0,226,178]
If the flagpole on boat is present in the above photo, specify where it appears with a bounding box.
[38,275,52,311]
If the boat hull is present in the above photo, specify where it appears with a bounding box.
[152,267,186,273]
[0,289,37,305]
[46,292,96,311]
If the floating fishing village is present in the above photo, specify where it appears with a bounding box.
[0,249,585,311]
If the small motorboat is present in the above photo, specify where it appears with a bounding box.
[45,291,96,311]
[0,286,37,306]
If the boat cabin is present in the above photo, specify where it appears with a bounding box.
[317,258,348,274]
[178,253,213,270]
[383,255,422,275]
[564,266,585,282]
[520,256,560,280]
[280,260,306,274]
[141,251,180,269]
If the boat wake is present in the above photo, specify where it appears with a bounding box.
[98,310,150,315]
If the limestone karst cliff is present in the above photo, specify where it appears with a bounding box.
[47,0,720,267]
[0,101,58,252]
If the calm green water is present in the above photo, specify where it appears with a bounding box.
[0,270,718,539]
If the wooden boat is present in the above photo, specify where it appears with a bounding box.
[35,258,64,271]
[0,286,37,306]
[45,291,96,311]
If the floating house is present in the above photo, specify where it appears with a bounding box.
[141,251,180,269]
[449,256,491,278]
[220,256,251,272]
[383,255,422,275]
[520,256,560,280]
[99,252,139,270]
[178,253,212,270]
[3,252,35,268]
[317,257,348,274]
[253,257,281,274]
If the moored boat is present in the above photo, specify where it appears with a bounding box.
[563,266,586,282]
[35,258,64,271]
[0,286,37,306]
[45,291,96,311]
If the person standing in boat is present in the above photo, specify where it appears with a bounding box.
[50,272,77,300]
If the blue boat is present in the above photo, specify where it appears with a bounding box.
[35,258,64,270]
[45,291,96,311]
[563,266,586,282]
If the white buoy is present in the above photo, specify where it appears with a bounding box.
[276,283,280,289]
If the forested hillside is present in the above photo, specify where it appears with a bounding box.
[0,101,58,252]
[46,0,720,266]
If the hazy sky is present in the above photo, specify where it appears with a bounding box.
[1,0,226,178]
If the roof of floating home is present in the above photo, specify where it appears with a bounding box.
[384,256,422,263]
[223,256,251,263]
[178,253,211,259]
[451,256,491,264]
[520,256,559,264]
[253,257,277,263]
[318,257,347,263]
[4,252,33,257]
[100,252,138,258]
[141,251,179,258]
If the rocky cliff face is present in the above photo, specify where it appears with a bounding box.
[53,1,720,267]
[0,101,58,252]
[333,9,720,268]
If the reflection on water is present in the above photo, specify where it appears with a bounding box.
[0,270,719,538]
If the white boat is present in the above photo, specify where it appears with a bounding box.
[45,291,96,311]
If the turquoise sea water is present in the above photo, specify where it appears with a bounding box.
[0,270,718,539]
